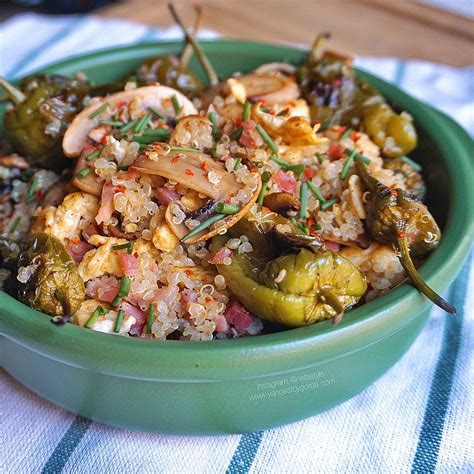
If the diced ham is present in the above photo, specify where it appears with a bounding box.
[66,240,94,263]
[239,120,257,149]
[324,240,341,252]
[272,169,296,195]
[95,181,115,225]
[99,286,119,303]
[209,247,232,264]
[215,315,230,333]
[118,253,139,277]
[154,186,180,206]
[127,167,140,180]
[86,276,119,302]
[328,143,343,161]
[224,300,254,332]
[122,301,147,336]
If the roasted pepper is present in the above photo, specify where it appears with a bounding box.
[0,75,89,169]
[356,160,455,313]
[384,157,426,200]
[210,216,366,327]
[4,233,85,320]
[298,34,417,157]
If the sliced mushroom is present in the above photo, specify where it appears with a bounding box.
[133,145,241,200]
[228,72,300,105]
[347,174,366,220]
[63,85,197,158]
[165,182,261,244]
[254,62,297,75]
[71,153,102,196]
[263,192,300,216]
[252,103,327,147]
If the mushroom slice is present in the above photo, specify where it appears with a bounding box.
[263,192,300,217]
[134,145,241,200]
[63,85,197,157]
[252,103,327,146]
[254,62,297,75]
[71,153,102,196]
[165,179,262,244]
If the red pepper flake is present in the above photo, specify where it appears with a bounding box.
[71,236,81,244]
[101,135,108,145]
[134,252,139,258]
[333,78,342,86]
[185,168,194,176]
[338,126,348,138]
[117,100,126,110]
[261,206,271,213]
[351,130,360,142]
[200,161,208,171]
[304,168,314,179]
[115,185,125,193]
[235,117,243,126]
[184,269,194,275]
[171,156,180,163]
[204,296,213,304]
[35,190,45,200]
[398,231,406,239]
[389,184,398,196]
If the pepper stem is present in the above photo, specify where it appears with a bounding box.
[309,32,331,63]
[0,77,26,105]
[397,235,456,314]
[168,3,219,86]
[179,5,203,69]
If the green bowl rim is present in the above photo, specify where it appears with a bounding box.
[1,40,473,381]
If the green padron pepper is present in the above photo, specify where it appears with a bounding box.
[0,75,89,169]
[356,160,455,313]
[8,233,85,321]
[210,217,367,327]
[297,34,417,157]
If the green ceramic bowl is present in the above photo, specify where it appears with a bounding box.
[1,41,472,435]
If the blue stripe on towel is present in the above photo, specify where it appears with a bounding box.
[226,431,264,474]
[6,16,85,79]
[41,415,92,474]
[411,254,471,473]
[394,60,407,87]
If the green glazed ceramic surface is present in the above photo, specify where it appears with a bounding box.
[1,41,473,435]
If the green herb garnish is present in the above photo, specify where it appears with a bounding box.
[27,176,38,203]
[340,149,357,180]
[216,202,240,214]
[401,156,422,172]
[114,309,125,334]
[171,94,181,115]
[111,277,131,308]
[147,304,155,334]
[76,168,91,179]
[9,216,21,234]
[299,182,308,219]
[307,181,327,203]
[320,198,339,210]
[243,101,251,121]
[134,113,152,133]
[340,128,352,140]
[230,126,243,141]
[148,106,165,119]
[181,214,226,242]
[118,120,138,133]
[256,124,279,155]
[88,102,109,120]
[257,171,272,206]
[85,149,101,162]
[85,305,105,329]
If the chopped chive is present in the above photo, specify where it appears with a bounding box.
[256,124,279,155]
[320,198,339,210]
[299,222,310,235]
[290,217,310,235]
[169,146,200,153]
[134,113,152,133]
[143,128,172,138]
[171,94,181,115]
[132,135,158,145]
[148,106,165,119]
[9,216,21,234]
[255,161,264,168]
[234,157,242,169]
[401,156,422,172]
[76,168,91,179]
[344,148,371,165]
[257,171,271,206]
[147,304,154,334]
[216,202,240,214]
[277,108,287,117]
[230,126,243,140]
[118,119,137,133]
[88,101,109,119]
[355,154,371,165]
[316,152,324,164]
[85,305,105,329]
[243,101,251,121]
[27,176,38,203]
[311,222,322,231]
[290,164,306,175]
[111,276,131,308]
[208,111,221,140]
[100,120,124,127]
[112,241,134,253]
[339,128,352,140]
[340,149,357,180]
[181,213,226,242]
[114,309,124,334]
[85,149,101,162]
[307,181,327,203]
[211,145,220,159]
[299,182,308,219]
